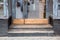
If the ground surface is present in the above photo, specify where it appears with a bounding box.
[0,37,60,40]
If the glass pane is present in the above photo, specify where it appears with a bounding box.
[0,0,4,16]
[26,0,44,19]
[15,0,45,19]
[0,0,8,18]
[16,0,23,19]
[58,5,60,16]
[28,0,39,19]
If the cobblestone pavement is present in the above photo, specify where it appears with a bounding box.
[0,37,60,40]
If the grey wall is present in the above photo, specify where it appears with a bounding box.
[12,0,16,19]
[8,0,12,17]
[46,0,53,19]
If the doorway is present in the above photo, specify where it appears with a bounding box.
[8,0,54,35]
[12,0,48,25]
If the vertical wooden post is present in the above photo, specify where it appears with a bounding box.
[23,0,28,18]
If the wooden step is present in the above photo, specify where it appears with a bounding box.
[10,24,52,29]
[13,19,24,24]
[25,19,48,24]
[13,19,48,25]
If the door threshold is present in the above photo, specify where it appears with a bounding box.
[10,24,52,29]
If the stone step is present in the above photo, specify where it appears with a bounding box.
[8,33,54,37]
[10,24,52,29]
[8,28,54,34]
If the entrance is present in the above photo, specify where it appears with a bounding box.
[8,0,54,35]
[12,0,48,25]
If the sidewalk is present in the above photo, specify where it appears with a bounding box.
[0,37,60,40]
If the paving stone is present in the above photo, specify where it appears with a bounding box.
[0,37,60,40]
[8,37,60,40]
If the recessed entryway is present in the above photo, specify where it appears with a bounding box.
[12,0,47,25]
[8,0,54,36]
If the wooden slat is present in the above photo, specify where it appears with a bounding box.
[13,19,48,25]
[25,19,48,24]
[13,19,24,24]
